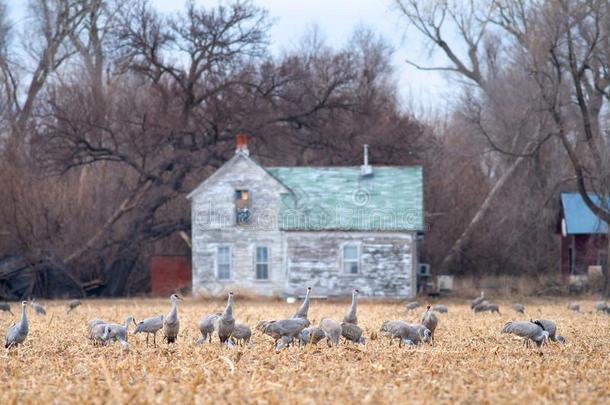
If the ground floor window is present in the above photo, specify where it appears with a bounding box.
[256,246,269,280]
[343,244,359,274]
[217,246,231,279]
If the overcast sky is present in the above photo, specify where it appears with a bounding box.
[7,0,457,114]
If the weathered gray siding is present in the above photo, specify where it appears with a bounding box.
[191,155,287,296]
[284,232,416,298]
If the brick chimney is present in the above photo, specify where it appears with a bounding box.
[235,133,249,156]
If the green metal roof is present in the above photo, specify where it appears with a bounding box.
[266,166,423,231]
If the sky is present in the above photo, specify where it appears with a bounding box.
[6,0,456,114]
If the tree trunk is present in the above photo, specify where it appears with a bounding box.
[439,155,526,273]
[604,232,610,297]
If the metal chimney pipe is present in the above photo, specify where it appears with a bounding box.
[363,144,369,166]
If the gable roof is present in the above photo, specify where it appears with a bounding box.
[267,166,423,231]
[186,152,289,200]
[561,192,609,235]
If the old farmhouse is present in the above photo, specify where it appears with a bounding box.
[187,135,424,298]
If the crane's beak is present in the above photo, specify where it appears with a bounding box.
[132,318,138,326]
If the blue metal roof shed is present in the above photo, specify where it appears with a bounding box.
[561,192,609,235]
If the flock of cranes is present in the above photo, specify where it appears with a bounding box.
[3,288,608,352]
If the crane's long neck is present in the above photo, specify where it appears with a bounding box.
[300,290,310,314]
[347,292,357,318]
[124,318,131,329]
[168,299,178,321]
[223,295,233,320]
[20,304,28,330]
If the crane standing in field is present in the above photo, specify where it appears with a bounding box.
[31,299,46,315]
[531,319,565,343]
[258,318,310,349]
[512,303,525,314]
[102,324,129,350]
[231,323,251,346]
[88,319,108,345]
[163,294,182,343]
[341,322,365,344]
[197,313,220,345]
[292,287,311,320]
[217,291,236,346]
[4,301,28,349]
[343,288,360,325]
[421,306,438,341]
[432,305,448,313]
[134,315,164,345]
[319,318,342,347]
[471,291,485,309]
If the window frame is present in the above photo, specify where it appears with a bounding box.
[342,243,360,275]
[216,245,232,280]
[255,245,270,281]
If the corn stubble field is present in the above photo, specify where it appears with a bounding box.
[1,298,609,404]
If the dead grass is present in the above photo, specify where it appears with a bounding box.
[0,298,609,404]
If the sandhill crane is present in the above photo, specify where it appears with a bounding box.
[102,324,129,350]
[259,318,310,348]
[0,302,13,315]
[471,291,485,309]
[405,301,420,311]
[298,326,326,346]
[163,294,182,343]
[217,291,236,347]
[501,321,549,351]
[231,323,251,346]
[134,315,164,345]
[473,302,500,314]
[197,313,220,345]
[432,305,448,313]
[595,301,609,313]
[31,299,46,315]
[66,299,81,314]
[4,301,28,349]
[421,306,438,341]
[319,318,342,347]
[88,319,108,345]
[512,303,525,314]
[567,302,580,312]
[380,320,431,347]
[292,287,312,320]
[275,335,293,352]
[103,316,136,345]
[341,322,365,344]
[531,319,565,343]
[343,289,360,324]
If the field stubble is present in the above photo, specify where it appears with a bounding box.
[0,298,609,404]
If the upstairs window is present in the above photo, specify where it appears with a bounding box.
[217,246,231,280]
[343,244,359,274]
[235,189,251,224]
[256,246,269,280]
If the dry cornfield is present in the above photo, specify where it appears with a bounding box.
[1,298,609,404]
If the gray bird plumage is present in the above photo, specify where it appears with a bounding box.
[31,299,46,315]
[473,301,500,314]
[341,322,365,344]
[4,301,28,349]
[102,324,129,350]
[260,318,310,348]
[217,291,235,346]
[595,301,609,313]
[531,319,565,343]
[567,302,580,312]
[471,291,485,309]
[163,294,181,343]
[343,289,360,324]
[405,301,420,311]
[231,323,251,346]
[501,321,549,348]
[319,318,342,347]
[298,326,326,346]
[197,313,221,345]
[0,302,13,315]
[88,319,108,345]
[380,320,431,347]
[66,299,81,314]
[432,305,448,313]
[134,315,164,345]
[292,287,312,320]
[512,303,525,314]
[421,306,438,341]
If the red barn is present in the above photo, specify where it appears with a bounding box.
[558,192,608,281]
